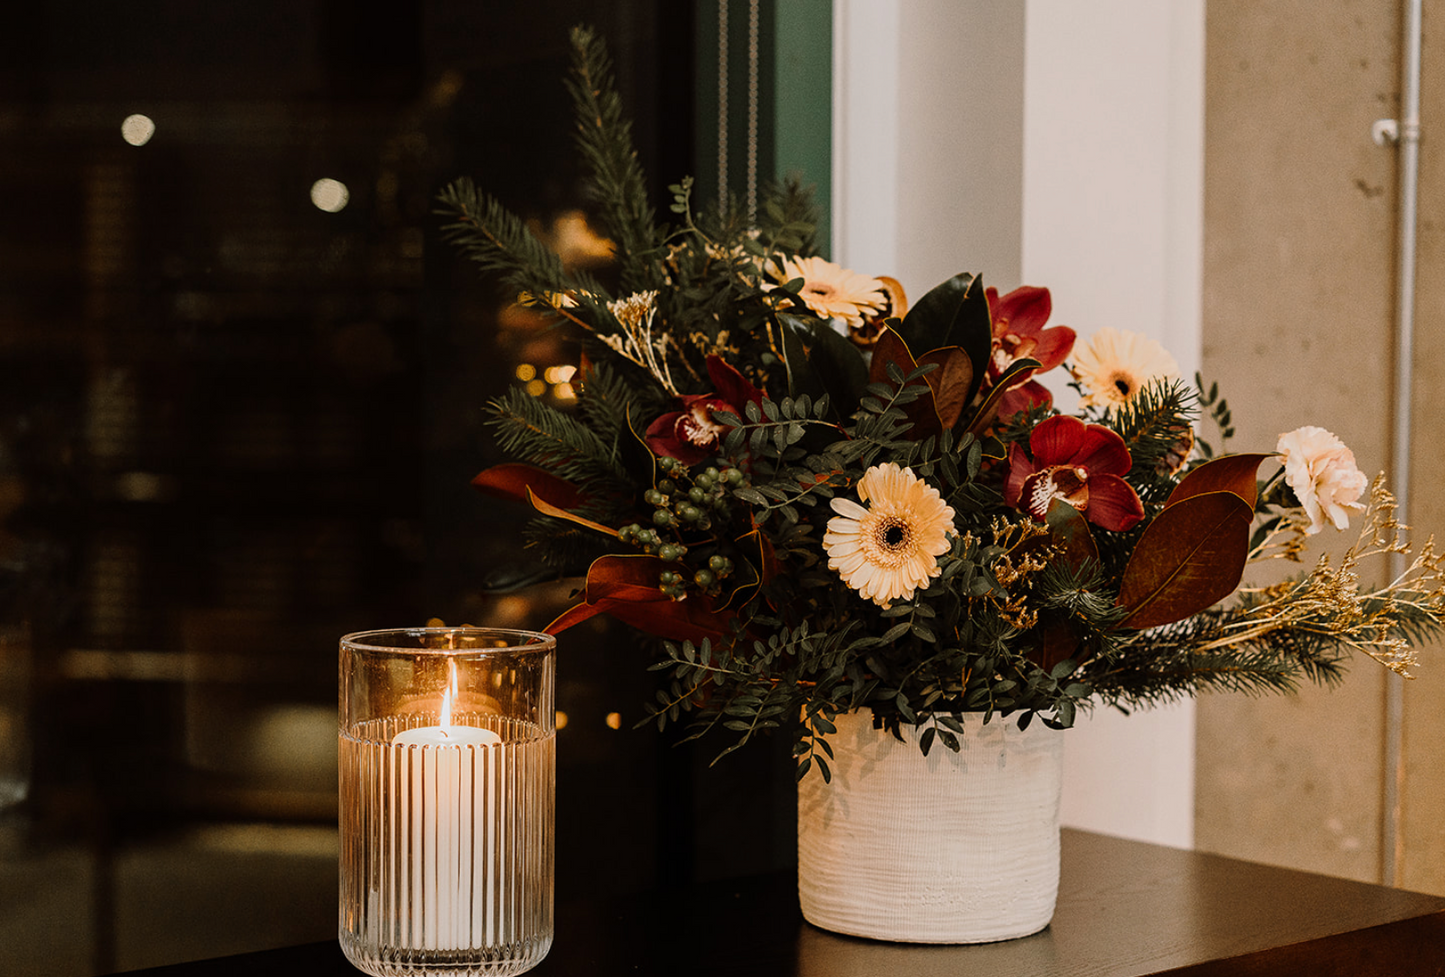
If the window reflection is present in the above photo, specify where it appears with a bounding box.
[0,2,737,974]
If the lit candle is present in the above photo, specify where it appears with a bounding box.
[391,665,502,951]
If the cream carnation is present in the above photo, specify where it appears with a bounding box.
[1276,426,1368,534]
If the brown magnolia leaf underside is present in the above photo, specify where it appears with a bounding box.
[1166,452,1272,509]
[1116,491,1253,630]
[868,328,941,438]
[916,347,974,430]
[526,487,619,537]
[472,462,587,511]
[545,555,734,641]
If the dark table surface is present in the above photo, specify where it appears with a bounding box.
[109,828,1445,976]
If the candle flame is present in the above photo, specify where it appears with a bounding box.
[439,659,459,729]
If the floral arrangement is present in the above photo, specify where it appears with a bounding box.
[439,28,1443,779]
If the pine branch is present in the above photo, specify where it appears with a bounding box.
[486,386,631,496]
[1082,607,1352,708]
[565,25,658,291]
[576,358,670,448]
[523,515,617,572]
[435,178,572,299]
[1108,377,1198,502]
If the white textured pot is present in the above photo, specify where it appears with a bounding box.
[796,709,1065,944]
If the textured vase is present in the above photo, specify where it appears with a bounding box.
[796,709,1065,943]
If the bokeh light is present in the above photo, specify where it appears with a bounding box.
[310,178,350,213]
[121,114,155,146]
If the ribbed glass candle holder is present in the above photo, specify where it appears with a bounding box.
[339,628,555,977]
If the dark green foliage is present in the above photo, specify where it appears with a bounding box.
[1081,607,1351,709]
[434,178,579,302]
[1194,371,1235,460]
[564,25,658,292]
[1109,377,1198,501]
[485,386,631,499]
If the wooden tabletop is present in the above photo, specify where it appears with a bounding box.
[110,829,1445,976]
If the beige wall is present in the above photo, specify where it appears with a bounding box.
[1199,0,1445,893]
[1400,0,1445,895]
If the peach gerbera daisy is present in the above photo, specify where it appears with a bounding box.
[823,463,956,608]
[1071,327,1180,409]
[768,255,886,328]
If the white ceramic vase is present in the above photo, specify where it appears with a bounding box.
[796,708,1065,944]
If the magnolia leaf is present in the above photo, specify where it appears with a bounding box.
[545,555,734,641]
[895,273,992,408]
[1026,620,1082,673]
[895,273,973,350]
[780,315,867,419]
[578,555,671,603]
[1044,499,1099,570]
[525,487,619,537]
[869,327,916,387]
[966,357,1042,435]
[916,346,974,429]
[1165,452,1272,509]
[621,404,660,483]
[711,526,776,611]
[737,526,779,586]
[800,318,868,419]
[1116,491,1253,630]
[869,327,941,438]
[978,434,1008,462]
[776,315,820,404]
[472,463,586,510]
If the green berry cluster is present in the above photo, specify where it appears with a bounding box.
[616,456,747,601]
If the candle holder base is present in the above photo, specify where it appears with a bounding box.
[339,933,554,977]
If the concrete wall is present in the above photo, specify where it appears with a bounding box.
[1198,0,1445,893]
[1401,0,1445,895]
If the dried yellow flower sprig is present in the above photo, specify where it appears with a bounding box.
[1195,477,1440,677]
[967,518,1053,634]
[595,291,682,396]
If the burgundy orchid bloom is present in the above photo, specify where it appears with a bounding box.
[985,286,1076,418]
[645,356,764,466]
[1005,415,1144,532]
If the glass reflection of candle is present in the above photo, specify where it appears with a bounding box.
[391,661,502,950]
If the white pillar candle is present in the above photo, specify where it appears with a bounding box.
[391,680,503,951]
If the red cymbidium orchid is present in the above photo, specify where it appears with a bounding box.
[985,286,1076,418]
[1005,415,1144,532]
[646,355,764,465]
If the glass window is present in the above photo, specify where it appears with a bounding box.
[0,4,811,974]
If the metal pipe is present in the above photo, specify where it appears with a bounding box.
[1381,0,1423,889]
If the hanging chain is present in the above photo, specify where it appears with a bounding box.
[746,0,760,221]
[715,0,762,221]
[716,0,729,216]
